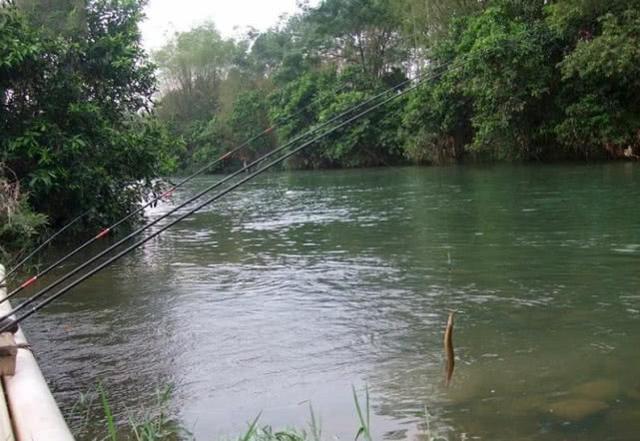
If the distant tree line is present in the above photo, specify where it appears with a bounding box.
[154,0,640,170]
[1,0,639,258]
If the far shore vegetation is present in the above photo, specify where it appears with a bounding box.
[1,0,639,260]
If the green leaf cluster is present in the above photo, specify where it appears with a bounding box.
[404,0,640,162]
[1,1,183,236]
[155,0,640,170]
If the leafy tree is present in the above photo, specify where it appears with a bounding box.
[552,5,640,157]
[153,0,640,169]
[154,23,241,127]
[402,0,640,161]
[15,0,87,38]
[1,1,181,229]
[452,1,558,159]
[301,0,407,78]
[229,89,276,160]
[271,67,407,168]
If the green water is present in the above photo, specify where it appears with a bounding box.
[21,163,640,440]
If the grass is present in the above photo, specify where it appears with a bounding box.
[72,382,186,441]
[97,383,117,441]
[353,385,372,441]
[78,383,448,441]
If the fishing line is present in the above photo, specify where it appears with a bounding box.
[0,73,420,323]
[2,47,474,312]
[2,80,359,297]
[2,52,477,326]
[1,127,272,299]
[0,77,426,333]
[0,210,88,286]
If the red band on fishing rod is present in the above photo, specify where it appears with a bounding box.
[95,228,110,239]
[20,275,38,289]
[265,126,274,133]
[162,188,175,199]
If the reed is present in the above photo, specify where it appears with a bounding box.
[97,382,118,441]
[82,383,382,441]
[353,385,372,441]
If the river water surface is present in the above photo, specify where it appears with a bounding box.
[21,164,640,440]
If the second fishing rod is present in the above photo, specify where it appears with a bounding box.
[0,74,418,322]
[0,76,426,333]
[0,211,88,286]
[2,80,363,296]
[1,128,271,295]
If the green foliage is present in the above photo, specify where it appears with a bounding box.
[300,0,407,78]
[83,383,378,441]
[453,2,556,158]
[0,1,181,232]
[403,0,640,162]
[154,23,241,128]
[154,0,640,170]
[154,0,412,171]
[97,382,117,441]
[352,386,372,441]
[554,9,640,156]
[403,77,471,164]
[229,88,276,159]
[269,67,407,169]
[0,167,47,261]
[73,382,186,441]
[269,69,339,168]
[15,0,87,38]
[153,22,254,170]
[393,0,486,44]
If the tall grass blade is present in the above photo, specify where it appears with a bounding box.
[239,412,262,441]
[97,382,117,441]
[128,415,142,441]
[308,404,322,441]
[352,385,372,441]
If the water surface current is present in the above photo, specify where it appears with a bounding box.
[23,164,640,440]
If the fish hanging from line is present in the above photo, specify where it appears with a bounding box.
[444,311,455,387]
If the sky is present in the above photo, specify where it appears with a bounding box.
[140,0,318,51]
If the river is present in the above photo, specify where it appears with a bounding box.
[21,164,640,440]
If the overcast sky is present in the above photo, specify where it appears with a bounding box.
[140,0,318,51]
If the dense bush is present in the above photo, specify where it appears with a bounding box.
[0,166,47,262]
[154,0,640,168]
[0,1,182,234]
[404,0,640,162]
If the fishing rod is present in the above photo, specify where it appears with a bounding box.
[0,73,420,323]
[0,210,88,286]
[2,129,275,297]
[0,76,425,333]
[1,126,275,299]
[2,81,356,298]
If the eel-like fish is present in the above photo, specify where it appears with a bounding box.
[444,311,455,387]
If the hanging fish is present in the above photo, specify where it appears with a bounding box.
[444,311,455,387]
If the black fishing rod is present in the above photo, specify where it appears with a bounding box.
[3,80,355,298]
[0,210,88,286]
[2,80,359,291]
[0,74,419,324]
[0,77,425,333]
[1,127,275,298]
